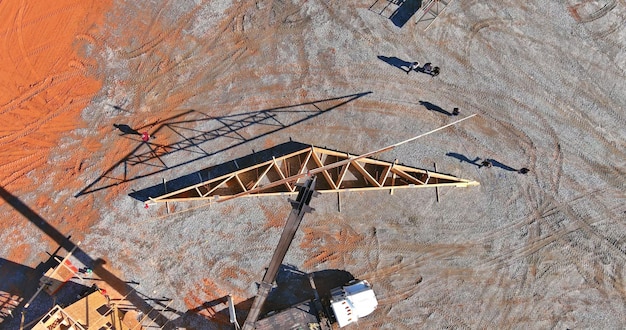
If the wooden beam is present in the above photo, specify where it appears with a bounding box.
[336,161,351,188]
[234,174,247,192]
[390,167,425,185]
[379,163,392,187]
[149,181,478,203]
[310,149,338,190]
[204,175,233,197]
[434,162,440,202]
[296,148,314,180]
[151,148,312,201]
[250,164,274,191]
[390,159,398,195]
[351,160,382,187]
[272,157,296,192]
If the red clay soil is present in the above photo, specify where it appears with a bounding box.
[0,1,112,257]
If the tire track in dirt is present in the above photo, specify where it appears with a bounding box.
[319,0,380,47]
[415,297,473,329]
[99,1,268,119]
[0,71,78,115]
[480,187,612,267]
[411,5,623,325]
[476,181,626,323]
[478,224,582,270]
[0,95,94,144]
[1,0,108,192]
[475,189,604,244]
[461,32,569,192]
[300,217,432,313]
[552,192,626,262]
[472,269,510,328]
[569,0,617,23]
[347,230,475,327]
[468,182,618,325]
[300,220,367,270]
[231,0,312,94]
[494,49,626,306]
[0,2,83,36]
[0,155,46,187]
[16,0,40,79]
[462,12,626,174]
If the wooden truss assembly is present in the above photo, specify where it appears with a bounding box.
[148,146,479,204]
[415,0,453,30]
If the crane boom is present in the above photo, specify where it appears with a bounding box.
[241,176,318,330]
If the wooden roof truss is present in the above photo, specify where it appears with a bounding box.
[148,146,478,204]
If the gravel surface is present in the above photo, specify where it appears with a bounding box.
[1,1,625,329]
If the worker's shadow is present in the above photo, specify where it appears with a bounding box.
[113,124,141,136]
[378,55,413,73]
[420,101,452,116]
[445,153,519,172]
[446,152,482,168]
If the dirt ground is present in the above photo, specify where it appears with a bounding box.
[1,0,625,329]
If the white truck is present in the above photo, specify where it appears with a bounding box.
[330,280,378,327]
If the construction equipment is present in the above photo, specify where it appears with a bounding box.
[228,117,481,328]
[236,176,378,329]
[241,175,319,330]
[330,280,378,327]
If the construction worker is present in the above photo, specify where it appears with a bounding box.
[432,66,440,76]
[423,62,432,74]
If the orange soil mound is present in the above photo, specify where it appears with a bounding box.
[0,1,111,254]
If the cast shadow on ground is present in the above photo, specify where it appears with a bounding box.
[390,0,422,27]
[113,123,141,136]
[128,140,310,202]
[107,103,132,113]
[369,0,404,16]
[0,255,77,326]
[377,55,413,73]
[166,264,354,329]
[420,101,452,116]
[445,153,520,171]
[0,257,96,329]
[446,152,482,168]
[76,92,372,197]
[0,186,174,328]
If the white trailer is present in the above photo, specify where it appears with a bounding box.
[330,280,378,327]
